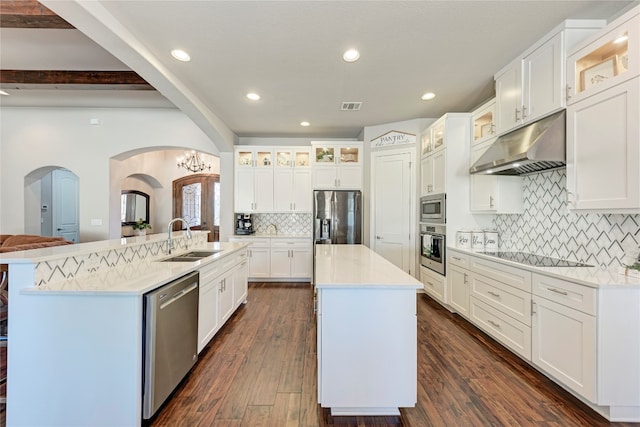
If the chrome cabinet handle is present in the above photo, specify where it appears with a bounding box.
[489,196,494,208]
[487,291,500,298]
[566,84,572,101]
[515,108,521,121]
[548,288,568,296]
[522,105,528,119]
[463,273,468,284]
[488,320,501,328]
[425,281,434,287]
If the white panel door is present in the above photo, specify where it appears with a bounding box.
[235,169,255,212]
[292,169,312,212]
[372,151,412,273]
[52,169,79,243]
[274,169,293,212]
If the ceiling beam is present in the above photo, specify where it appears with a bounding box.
[0,70,154,90]
[0,0,74,28]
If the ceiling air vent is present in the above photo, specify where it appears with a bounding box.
[340,101,362,111]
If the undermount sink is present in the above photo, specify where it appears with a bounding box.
[158,250,223,262]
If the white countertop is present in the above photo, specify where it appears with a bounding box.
[21,241,248,296]
[448,246,640,288]
[230,233,311,239]
[315,244,422,289]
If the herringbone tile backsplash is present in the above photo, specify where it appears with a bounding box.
[494,169,640,268]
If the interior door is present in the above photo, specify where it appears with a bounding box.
[52,169,79,243]
[173,174,219,242]
[372,151,412,273]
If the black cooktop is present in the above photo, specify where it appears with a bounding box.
[480,251,592,267]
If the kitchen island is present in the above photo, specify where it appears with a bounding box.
[0,232,248,427]
[314,244,422,416]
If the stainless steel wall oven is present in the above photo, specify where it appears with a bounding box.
[420,223,446,276]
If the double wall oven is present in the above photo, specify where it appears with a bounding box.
[419,193,446,276]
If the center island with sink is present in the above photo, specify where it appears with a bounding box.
[1,230,249,427]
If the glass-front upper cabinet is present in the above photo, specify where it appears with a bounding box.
[275,147,311,168]
[421,117,446,156]
[235,148,274,168]
[472,98,496,145]
[421,128,432,156]
[311,143,361,166]
[567,9,638,104]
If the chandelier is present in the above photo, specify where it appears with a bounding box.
[177,150,211,173]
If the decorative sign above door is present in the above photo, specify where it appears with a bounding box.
[370,130,416,148]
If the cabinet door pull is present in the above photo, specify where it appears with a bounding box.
[566,84,572,101]
[489,196,494,208]
[487,291,501,298]
[515,108,521,121]
[522,105,528,119]
[531,300,537,315]
[452,256,462,261]
[463,273,468,284]
[488,320,501,328]
[425,281,434,287]
[548,288,568,296]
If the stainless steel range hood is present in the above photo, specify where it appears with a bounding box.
[469,110,566,175]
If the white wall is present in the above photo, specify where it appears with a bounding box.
[0,107,229,242]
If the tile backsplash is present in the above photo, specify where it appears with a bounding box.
[251,213,313,234]
[494,169,640,268]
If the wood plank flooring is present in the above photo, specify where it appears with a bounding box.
[147,283,638,427]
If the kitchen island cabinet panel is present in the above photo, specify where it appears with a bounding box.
[315,244,421,416]
[318,288,417,412]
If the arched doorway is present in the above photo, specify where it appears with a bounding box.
[172,174,220,242]
[24,167,79,242]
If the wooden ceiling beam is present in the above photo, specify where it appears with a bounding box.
[0,0,74,28]
[0,70,154,90]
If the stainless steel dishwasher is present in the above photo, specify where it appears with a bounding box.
[143,271,199,419]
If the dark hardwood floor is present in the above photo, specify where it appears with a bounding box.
[148,282,638,427]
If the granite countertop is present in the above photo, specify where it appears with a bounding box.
[447,246,640,288]
[21,241,249,296]
[315,244,422,289]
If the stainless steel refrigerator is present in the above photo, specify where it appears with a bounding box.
[313,190,362,245]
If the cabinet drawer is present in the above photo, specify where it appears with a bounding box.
[470,256,532,292]
[471,273,532,326]
[448,251,469,269]
[532,273,596,315]
[420,266,446,304]
[229,237,270,248]
[470,296,532,360]
[271,239,312,249]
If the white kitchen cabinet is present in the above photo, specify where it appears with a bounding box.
[311,142,362,190]
[421,120,446,155]
[233,259,248,307]
[274,168,312,212]
[274,147,312,212]
[270,239,312,279]
[197,250,248,353]
[495,22,604,135]
[472,98,496,145]
[197,263,221,353]
[566,76,640,211]
[469,139,523,213]
[420,265,446,305]
[229,238,270,279]
[566,7,638,105]
[234,148,274,213]
[218,268,235,324]
[447,263,470,318]
[532,295,596,400]
[421,149,446,196]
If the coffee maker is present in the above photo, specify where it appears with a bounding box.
[235,213,255,235]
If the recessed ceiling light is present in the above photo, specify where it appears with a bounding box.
[300,121,310,127]
[421,92,436,101]
[0,90,9,96]
[343,48,360,62]
[246,93,261,101]
[486,170,494,174]
[171,49,191,62]
[614,34,628,44]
